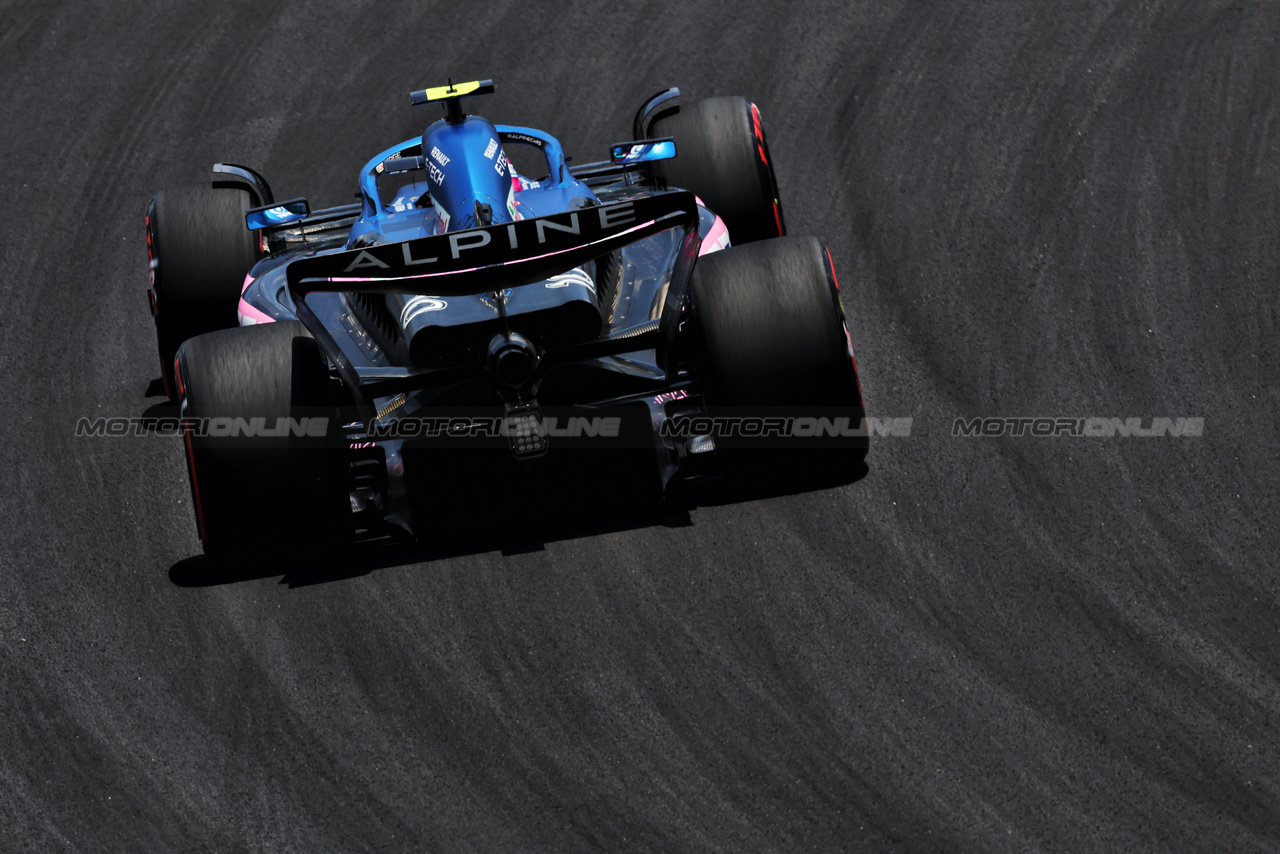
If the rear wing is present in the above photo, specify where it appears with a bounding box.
[286,191,699,298]
[284,191,703,418]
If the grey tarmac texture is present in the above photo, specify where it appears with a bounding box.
[1,1,1277,850]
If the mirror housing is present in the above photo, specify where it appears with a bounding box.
[245,198,310,230]
[610,138,676,166]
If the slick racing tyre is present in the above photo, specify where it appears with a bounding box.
[175,321,349,569]
[147,184,260,400]
[691,235,867,476]
[647,95,785,246]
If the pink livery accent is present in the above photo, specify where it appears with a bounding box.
[237,274,276,325]
[699,211,730,256]
[692,196,730,256]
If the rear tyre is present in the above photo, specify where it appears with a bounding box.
[647,96,786,245]
[175,322,350,569]
[147,184,259,399]
[691,235,867,476]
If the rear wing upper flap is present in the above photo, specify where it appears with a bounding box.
[285,191,700,299]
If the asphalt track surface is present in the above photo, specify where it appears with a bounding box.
[2,1,1278,850]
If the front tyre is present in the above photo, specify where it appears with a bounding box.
[147,184,260,399]
[647,96,785,246]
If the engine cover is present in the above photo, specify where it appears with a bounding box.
[386,266,602,368]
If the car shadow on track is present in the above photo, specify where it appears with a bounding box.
[167,507,678,590]
[667,461,871,509]
[154,373,871,587]
[166,462,869,589]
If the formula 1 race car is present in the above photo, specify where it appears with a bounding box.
[146,80,868,564]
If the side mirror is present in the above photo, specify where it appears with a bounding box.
[610,138,676,166]
[245,197,310,230]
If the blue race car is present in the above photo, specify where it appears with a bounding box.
[145,80,867,565]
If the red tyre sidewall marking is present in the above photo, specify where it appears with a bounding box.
[750,103,784,237]
[175,356,208,545]
[825,246,864,401]
[750,103,769,166]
